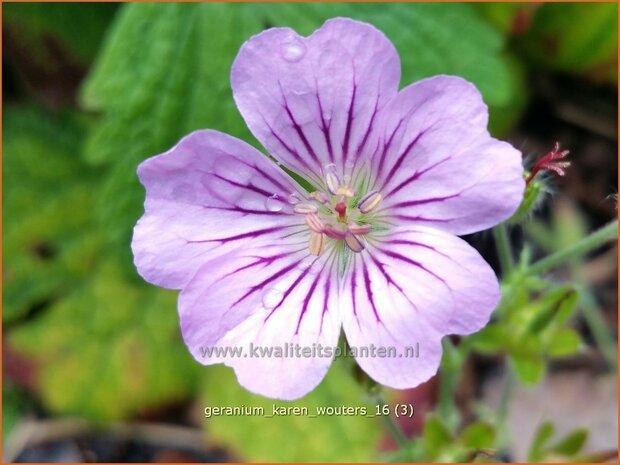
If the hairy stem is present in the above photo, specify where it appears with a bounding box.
[493,223,514,276]
[528,220,617,275]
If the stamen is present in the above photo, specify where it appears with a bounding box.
[294,203,319,214]
[325,173,340,195]
[336,185,356,198]
[310,191,330,204]
[358,191,382,213]
[305,213,324,232]
[324,224,347,240]
[299,166,380,256]
[344,233,364,253]
[309,231,325,256]
[349,223,371,235]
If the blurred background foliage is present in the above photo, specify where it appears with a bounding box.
[3,2,617,462]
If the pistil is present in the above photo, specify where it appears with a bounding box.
[334,201,347,221]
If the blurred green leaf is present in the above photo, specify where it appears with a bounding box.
[477,267,581,377]
[546,328,582,358]
[4,3,118,67]
[528,421,555,462]
[474,3,531,35]
[3,106,101,323]
[423,415,453,458]
[550,429,588,457]
[511,353,545,385]
[553,201,590,251]
[9,260,200,421]
[525,287,578,334]
[202,363,380,462]
[459,421,496,450]
[2,383,30,444]
[518,3,618,81]
[529,423,588,461]
[468,324,507,354]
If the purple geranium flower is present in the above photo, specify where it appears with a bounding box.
[132,18,524,399]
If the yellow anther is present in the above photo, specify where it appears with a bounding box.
[309,231,326,256]
[325,171,340,195]
[305,213,325,233]
[349,223,372,235]
[294,202,318,214]
[336,184,356,198]
[309,191,329,204]
[344,232,364,253]
[358,191,382,213]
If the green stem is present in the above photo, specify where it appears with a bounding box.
[497,365,514,424]
[496,364,515,449]
[437,338,461,432]
[580,289,617,372]
[528,221,617,275]
[493,223,514,276]
[376,392,408,449]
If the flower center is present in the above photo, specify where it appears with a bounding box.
[292,164,382,256]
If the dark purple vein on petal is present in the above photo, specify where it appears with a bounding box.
[385,155,453,198]
[374,116,405,181]
[186,225,294,244]
[231,259,302,308]
[238,159,291,194]
[264,255,323,324]
[379,238,449,257]
[294,270,322,334]
[378,248,448,286]
[201,206,285,216]
[260,113,316,174]
[390,215,454,224]
[350,262,358,319]
[362,259,382,323]
[375,92,440,184]
[263,271,306,322]
[278,82,321,167]
[213,174,274,198]
[379,128,428,192]
[367,251,417,310]
[341,83,358,166]
[368,253,404,293]
[354,96,380,159]
[295,247,337,335]
[283,102,322,166]
[318,273,332,334]
[315,87,335,163]
[388,192,461,210]
[279,227,310,240]
[294,256,329,334]
[224,251,294,277]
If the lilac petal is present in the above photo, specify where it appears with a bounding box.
[341,225,499,389]
[371,76,524,235]
[231,18,400,185]
[179,242,341,400]
[132,129,305,290]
